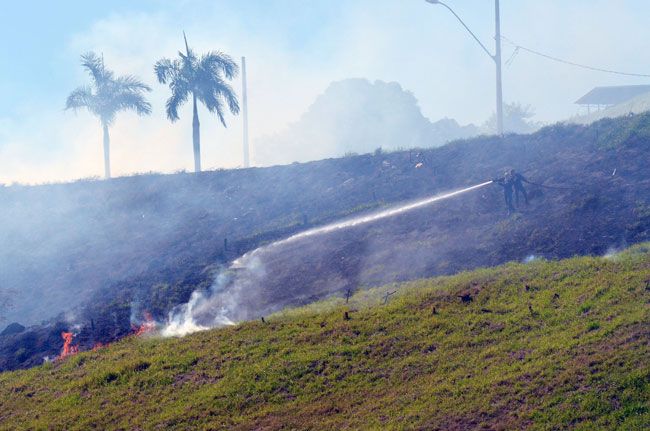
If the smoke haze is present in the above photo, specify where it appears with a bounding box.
[2,1,650,183]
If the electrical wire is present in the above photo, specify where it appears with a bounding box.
[501,35,650,78]
[504,46,520,67]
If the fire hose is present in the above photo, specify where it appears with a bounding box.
[491,176,576,191]
[520,180,576,191]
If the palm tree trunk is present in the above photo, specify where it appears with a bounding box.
[192,94,201,172]
[102,123,111,179]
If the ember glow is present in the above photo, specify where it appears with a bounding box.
[58,332,79,360]
[132,312,156,336]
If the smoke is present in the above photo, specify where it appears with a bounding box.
[6,1,648,183]
[603,246,623,260]
[523,254,540,263]
[161,277,238,337]
[254,79,479,165]
[162,181,492,336]
[0,167,295,325]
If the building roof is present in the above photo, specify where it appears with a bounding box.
[575,85,650,105]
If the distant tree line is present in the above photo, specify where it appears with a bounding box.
[66,33,240,179]
[483,102,540,135]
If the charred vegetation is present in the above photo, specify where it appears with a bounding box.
[1,113,649,371]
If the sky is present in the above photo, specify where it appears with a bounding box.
[1,0,649,184]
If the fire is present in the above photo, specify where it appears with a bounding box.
[92,342,107,351]
[58,332,78,360]
[131,311,156,336]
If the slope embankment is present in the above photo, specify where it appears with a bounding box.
[0,245,648,430]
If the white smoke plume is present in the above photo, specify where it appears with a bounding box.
[523,254,540,263]
[603,246,623,260]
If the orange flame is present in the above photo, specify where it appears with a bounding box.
[131,311,156,336]
[58,332,78,360]
[92,342,107,351]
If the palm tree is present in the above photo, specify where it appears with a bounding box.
[155,33,240,173]
[66,52,152,179]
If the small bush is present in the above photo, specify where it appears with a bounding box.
[587,321,600,331]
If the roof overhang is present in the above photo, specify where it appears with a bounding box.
[575,85,650,105]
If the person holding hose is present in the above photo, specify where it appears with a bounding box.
[510,169,529,206]
[494,170,515,214]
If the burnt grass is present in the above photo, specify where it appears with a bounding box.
[1,113,650,371]
[0,246,648,430]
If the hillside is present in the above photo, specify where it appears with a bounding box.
[1,112,650,371]
[0,245,648,430]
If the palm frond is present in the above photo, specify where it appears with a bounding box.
[196,86,226,125]
[114,75,152,93]
[215,82,240,115]
[199,51,239,80]
[65,86,95,111]
[195,55,240,123]
[197,69,240,115]
[112,91,152,116]
[154,58,180,84]
[165,84,190,122]
[80,52,112,85]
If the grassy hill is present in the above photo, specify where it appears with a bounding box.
[1,244,648,430]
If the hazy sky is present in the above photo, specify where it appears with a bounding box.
[1,0,649,183]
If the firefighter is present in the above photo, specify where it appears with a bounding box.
[494,171,515,214]
[510,169,529,207]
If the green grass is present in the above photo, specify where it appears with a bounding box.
[1,245,649,430]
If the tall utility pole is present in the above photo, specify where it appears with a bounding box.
[425,0,504,135]
[241,56,250,168]
[494,0,503,135]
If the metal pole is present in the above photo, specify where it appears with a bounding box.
[241,56,250,168]
[426,0,504,135]
[494,0,504,135]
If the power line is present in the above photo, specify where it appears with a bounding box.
[501,35,650,78]
[504,46,520,66]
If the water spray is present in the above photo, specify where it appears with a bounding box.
[233,180,493,266]
[162,180,494,337]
